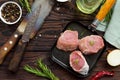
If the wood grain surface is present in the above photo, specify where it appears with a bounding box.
[0,0,119,80]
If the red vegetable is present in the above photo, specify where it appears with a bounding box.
[90,71,114,80]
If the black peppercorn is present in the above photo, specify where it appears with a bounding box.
[0,1,22,24]
[1,3,20,23]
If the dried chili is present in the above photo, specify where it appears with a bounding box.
[90,71,114,80]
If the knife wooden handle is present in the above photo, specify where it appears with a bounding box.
[0,30,21,64]
[8,39,27,72]
[96,0,116,21]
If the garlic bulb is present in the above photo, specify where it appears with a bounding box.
[57,0,69,2]
[107,49,120,67]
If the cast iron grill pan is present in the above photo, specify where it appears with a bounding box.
[51,21,106,78]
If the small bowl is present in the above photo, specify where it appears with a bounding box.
[57,0,69,2]
[0,1,22,25]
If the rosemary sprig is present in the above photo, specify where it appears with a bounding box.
[80,30,86,37]
[24,65,48,77]
[104,8,113,22]
[19,0,31,12]
[101,0,114,22]
[24,59,59,80]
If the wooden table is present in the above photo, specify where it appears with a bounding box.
[0,0,119,80]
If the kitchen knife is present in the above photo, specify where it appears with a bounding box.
[8,5,41,72]
[8,0,54,72]
[88,0,116,32]
[0,10,33,64]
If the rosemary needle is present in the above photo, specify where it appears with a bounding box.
[24,65,48,77]
[24,0,31,12]
[24,59,59,80]
[19,0,31,12]
[101,0,113,23]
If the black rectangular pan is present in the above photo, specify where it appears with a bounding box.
[51,21,106,78]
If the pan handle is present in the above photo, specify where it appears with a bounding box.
[96,0,116,21]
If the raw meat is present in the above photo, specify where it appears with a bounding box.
[78,35,104,55]
[70,51,89,75]
[56,30,78,51]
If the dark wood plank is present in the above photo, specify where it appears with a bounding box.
[0,0,119,80]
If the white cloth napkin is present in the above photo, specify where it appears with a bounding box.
[97,0,120,49]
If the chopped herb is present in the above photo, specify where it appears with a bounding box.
[74,59,79,64]
[89,40,95,46]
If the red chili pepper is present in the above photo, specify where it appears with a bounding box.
[90,71,114,80]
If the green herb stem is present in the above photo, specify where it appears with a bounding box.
[24,0,31,12]
[24,59,59,80]
[24,65,48,78]
[19,0,31,13]
[19,0,24,7]
[37,59,59,80]
[101,0,113,23]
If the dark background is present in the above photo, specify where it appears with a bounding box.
[0,0,119,80]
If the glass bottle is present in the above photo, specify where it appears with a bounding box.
[76,0,103,14]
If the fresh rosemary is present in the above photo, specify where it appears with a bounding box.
[104,7,113,23]
[101,0,114,22]
[24,59,59,80]
[19,0,31,12]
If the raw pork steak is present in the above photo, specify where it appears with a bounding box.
[78,35,104,55]
[56,30,78,51]
[70,51,89,75]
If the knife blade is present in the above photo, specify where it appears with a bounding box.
[8,5,41,72]
[0,10,33,64]
[29,0,55,39]
[8,0,54,72]
[88,0,116,32]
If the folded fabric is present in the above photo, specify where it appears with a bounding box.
[102,0,120,49]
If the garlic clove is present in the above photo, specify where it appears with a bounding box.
[57,0,69,2]
[107,49,120,67]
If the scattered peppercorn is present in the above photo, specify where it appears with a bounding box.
[1,3,20,23]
